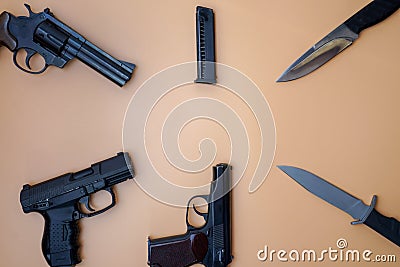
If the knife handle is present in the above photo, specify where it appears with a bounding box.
[344,0,400,34]
[364,209,400,247]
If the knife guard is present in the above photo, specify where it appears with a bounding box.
[194,6,216,84]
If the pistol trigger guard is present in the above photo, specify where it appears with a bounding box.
[86,187,116,218]
[188,194,209,204]
[186,195,209,229]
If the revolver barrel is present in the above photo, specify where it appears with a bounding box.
[34,19,135,87]
[75,40,136,87]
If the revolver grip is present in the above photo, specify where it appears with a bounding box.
[148,233,208,267]
[0,12,17,50]
[42,208,81,267]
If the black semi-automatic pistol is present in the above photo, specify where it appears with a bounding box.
[148,163,233,267]
[20,152,134,267]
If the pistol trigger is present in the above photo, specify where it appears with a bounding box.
[192,204,207,219]
[80,196,96,212]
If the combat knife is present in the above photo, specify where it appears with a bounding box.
[277,0,400,82]
[278,165,400,247]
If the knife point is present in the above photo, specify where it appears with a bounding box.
[276,74,288,83]
[277,165,290,171]
[276,71,299,82]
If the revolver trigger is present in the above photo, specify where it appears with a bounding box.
[79,196,96,212]
[24,48,37,70]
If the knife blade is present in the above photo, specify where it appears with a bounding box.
[278,165,400,247]
[277,0,400,82]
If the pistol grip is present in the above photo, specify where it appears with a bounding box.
[148,233,208,267]
[0,12,16,50]
[42,208,81,267]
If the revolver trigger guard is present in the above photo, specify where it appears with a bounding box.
[13,49,48,74]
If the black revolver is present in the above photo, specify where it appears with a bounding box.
[20,152,134,267]
[148,163,233,267]
[0,4,135,86]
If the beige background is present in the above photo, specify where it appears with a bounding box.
[1,0,400,266]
